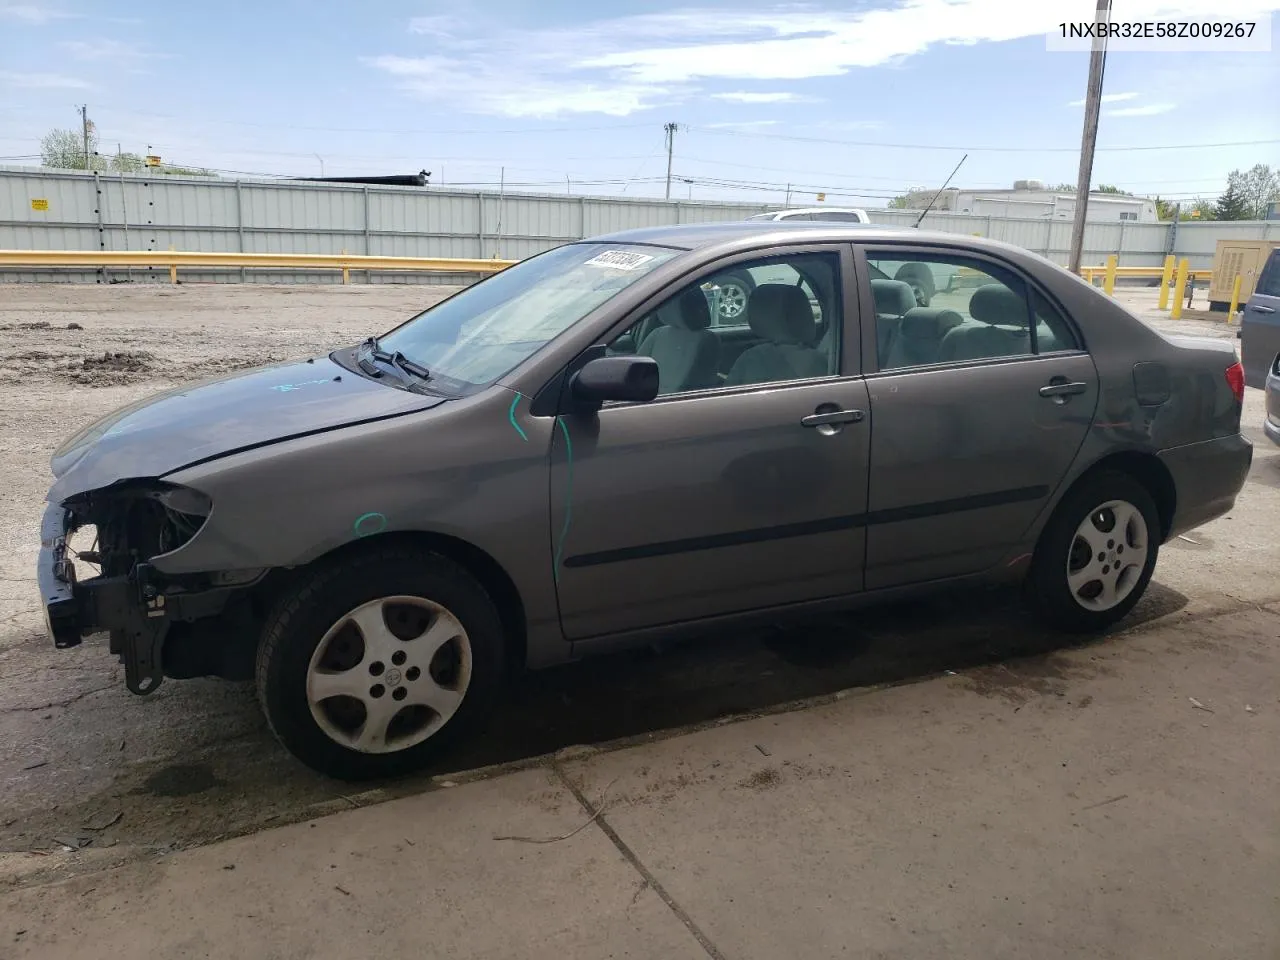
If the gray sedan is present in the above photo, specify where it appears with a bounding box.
[37,223,1253,779]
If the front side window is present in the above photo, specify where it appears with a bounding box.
[377,242,678,391]
[866,252,1076,371]
[607,252,842,396]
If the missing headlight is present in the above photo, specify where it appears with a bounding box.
[70,481,213,571]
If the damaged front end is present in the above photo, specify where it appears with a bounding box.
[38,482,263,695]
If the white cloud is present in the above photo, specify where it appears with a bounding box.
[0,70,89,89]
[371,1,1280,117]
[60,39,161,61]
[711,91,806,103]
[1066,91,1140,107]
[0,3,73,23]
[364,54,675,118]
[1106,102,1177,117]
[707,120,783,129]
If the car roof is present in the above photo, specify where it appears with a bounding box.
[586,220,1029,258]
[778,207,866,215]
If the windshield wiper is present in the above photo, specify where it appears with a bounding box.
[358,337,432,384]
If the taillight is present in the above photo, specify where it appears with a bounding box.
[1225,361,1245,405]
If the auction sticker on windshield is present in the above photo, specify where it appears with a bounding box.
[584,250,657,271]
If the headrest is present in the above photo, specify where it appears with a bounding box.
[899,307,963,339]
[870,278,916,317]
[747,284,817,346]
[669,287,712,331]
[968,283,1030,328]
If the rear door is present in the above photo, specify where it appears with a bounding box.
[1242,249,1280,389]
[854,245,1099,590]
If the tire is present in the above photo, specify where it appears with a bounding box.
[1026,470,1160,633]
[256,547,505,780]
[712,271,755,323]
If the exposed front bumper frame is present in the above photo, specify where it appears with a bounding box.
[38,502,244,694]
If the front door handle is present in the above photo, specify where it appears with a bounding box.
[1039,380,1088,398]
[802,409,865,427]
[1252,305,1276,314]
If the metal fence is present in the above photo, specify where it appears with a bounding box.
[2,166,1275,283]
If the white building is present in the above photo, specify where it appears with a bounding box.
[922,180,1158,222]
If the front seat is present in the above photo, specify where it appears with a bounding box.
[635,288,720,393]
[725,284,826,386]
[884,307,964,368]
[937,284,1032,363]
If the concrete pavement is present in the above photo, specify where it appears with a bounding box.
[4,603,1278,960]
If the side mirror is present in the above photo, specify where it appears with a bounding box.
[569,356,659,409]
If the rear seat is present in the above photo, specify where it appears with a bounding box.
[884,307,964,368]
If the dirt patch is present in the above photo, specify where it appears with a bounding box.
[739,767,782,790]
[958,652,1110,706]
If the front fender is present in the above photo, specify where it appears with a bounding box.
[156,388,560,635]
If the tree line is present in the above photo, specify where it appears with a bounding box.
[40,126,216,178]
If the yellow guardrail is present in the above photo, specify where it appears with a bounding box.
[0,250,517,284]
[1080,264,1212,283]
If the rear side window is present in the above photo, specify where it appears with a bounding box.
[1257,250,1280,298]
[1031,289,1081,352]
[864,250,1079,371]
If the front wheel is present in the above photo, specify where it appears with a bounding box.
[1026,471,1160,633]
[256,547,505,780]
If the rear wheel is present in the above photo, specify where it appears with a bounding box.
[1026,471,1160,632]
[256,547,505,780]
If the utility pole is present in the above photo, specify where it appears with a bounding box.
[785,183,792,208]
[664,122,678,200]
[78,104,90,170]
[1068,0,1112,275]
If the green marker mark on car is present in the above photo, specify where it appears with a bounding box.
[508,393,529,442]
[353,511,387,537]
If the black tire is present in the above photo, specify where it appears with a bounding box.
[256,547,505,781]
[1026,470,1161,633]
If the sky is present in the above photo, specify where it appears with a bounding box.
[1,0,1278,207]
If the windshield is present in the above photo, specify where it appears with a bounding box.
[376,243,678,391]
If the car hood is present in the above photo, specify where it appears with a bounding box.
[48,355,446,502]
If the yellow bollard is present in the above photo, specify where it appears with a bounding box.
[1103,255,1118,296]
[168,245,177,285]
[1157,254,1175,310]
[1170,258,1189,320]
[341,248,349,285]
[1228,274,1242,321]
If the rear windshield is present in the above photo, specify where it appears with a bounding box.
[378,243,678,391]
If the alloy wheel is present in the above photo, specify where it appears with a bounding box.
[1065,499,1149,612]
[305,595,472,754]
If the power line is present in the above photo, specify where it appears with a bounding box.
[70,108,657,137]
[690,126,1280,154]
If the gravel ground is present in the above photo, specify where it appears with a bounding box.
[0,281,1275,885]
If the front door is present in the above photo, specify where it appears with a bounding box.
[857,246,1099,590]
[549,248,871,640]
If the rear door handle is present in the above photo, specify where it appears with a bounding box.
[1039,381,1088,398]
[801,409,865,427]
